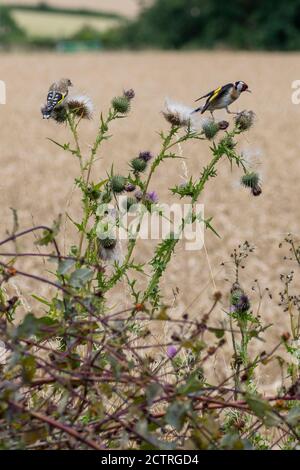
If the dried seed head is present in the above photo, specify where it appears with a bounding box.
[163,99,193,127]
[99,237,117,249]
[67,95,94,120]
[235,110,255,131]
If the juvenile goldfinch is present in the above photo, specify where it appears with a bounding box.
[42,78,73,119]
[193,81,251,117]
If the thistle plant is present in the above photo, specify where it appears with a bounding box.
[0,84,299,450]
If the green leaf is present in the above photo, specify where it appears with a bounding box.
[35,215,62,246]
[31,294,51,307]
[57,259,76,276]
[69,268,94,288]
[146,383,163,405]
[286,406,300,426]
[246,394,281,426]
[21,355,36,382]
[135,420,175,450]
[165,401,190,431]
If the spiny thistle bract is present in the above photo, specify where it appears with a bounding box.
[110,175,126,193]
[220,134,236,150]
[235,110,255,131]
[111,95,131,114]
[201,119,220,140]
[122,197,137,211]
[130,158,147,173]
[230,283,250,313]
[241,172,260,189]
[241,171,262,196]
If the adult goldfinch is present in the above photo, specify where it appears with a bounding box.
[42,78,73,119]
[193,81,251,117]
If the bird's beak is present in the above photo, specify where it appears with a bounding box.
[245,89,252,93]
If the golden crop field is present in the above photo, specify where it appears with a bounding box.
[3,0,140,17]
[1,51,300,389]
[11,10,119,38]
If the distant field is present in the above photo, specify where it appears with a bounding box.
[11,9,119,38]
[3,0,140,18]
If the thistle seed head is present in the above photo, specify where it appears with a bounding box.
[235,110,255,131]
[67,95,94,120]
[162,99,193,128]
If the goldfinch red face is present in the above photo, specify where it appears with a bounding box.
[235,81,251,93]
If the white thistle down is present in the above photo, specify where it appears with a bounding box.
[66,94,94,120]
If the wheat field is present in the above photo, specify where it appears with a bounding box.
[1,51,300,388]
[3,0,140,17]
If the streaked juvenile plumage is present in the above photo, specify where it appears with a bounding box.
[42,78,73,119]
[193,81,251,117]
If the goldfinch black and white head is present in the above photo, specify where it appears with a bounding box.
[193,81,251,117]
[42,78,73,119]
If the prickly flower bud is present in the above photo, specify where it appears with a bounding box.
[110,175,126,193]
[130,158,147,173]
[112,96,130,114]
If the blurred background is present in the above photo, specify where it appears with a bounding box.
[1,1,300,389]
[1,0,300,51]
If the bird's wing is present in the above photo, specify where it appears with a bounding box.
[195,83,233,102]
[46,90,66,109]
[199,84,233,114]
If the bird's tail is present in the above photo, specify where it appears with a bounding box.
[41,105,53,119]
[191,106,202,114]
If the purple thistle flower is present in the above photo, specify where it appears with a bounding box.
[124,182,136,192]
[146,191,158,203]
[135,190,143,201]
[139,151,153,162]
[167,345,177,359]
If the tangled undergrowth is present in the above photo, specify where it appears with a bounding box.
[0,86,299,450]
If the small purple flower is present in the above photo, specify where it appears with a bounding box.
[139,151,153,162]
[135,190,143,201]
[125,182,136,192]
[146,191,158,204]
[167,345,177,359]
